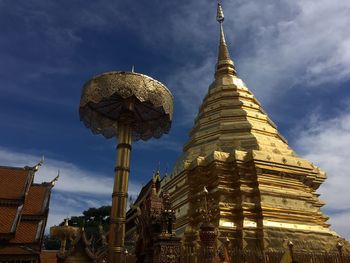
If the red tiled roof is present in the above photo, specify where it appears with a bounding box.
[0,165,53,259]
[10,221,40,243]
[0,167,31,199]
[0,206,19,233]
[23,185,48,215]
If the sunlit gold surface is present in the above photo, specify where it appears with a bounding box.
[80,71,173,141]
[79,71,174,262]
[50,222,80,255]
[109,121,132,263]
[159,2,350,259]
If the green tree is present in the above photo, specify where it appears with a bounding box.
[58,205,111,236]
[44,205,111,250]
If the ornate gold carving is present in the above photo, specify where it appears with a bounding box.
[80,71,173,141]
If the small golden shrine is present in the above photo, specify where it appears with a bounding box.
[50,219,108,263]
[128,2,350,262]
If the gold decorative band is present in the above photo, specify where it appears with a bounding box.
[114,166,130,172]
[110,218,126,224]
[117,143,132,150]
[112,192,128,198]
[110,247,124,253]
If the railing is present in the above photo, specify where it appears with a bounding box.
[228,250,350,263]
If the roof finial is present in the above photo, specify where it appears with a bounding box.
[33,155,45,171]
[215,1,236,78]
[131,65,135,72]
[50,170,60,187]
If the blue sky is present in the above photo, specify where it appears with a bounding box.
[1,0,350,239]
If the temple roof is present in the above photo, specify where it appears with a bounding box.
[0,164,55,260]
[0,166,33,199]
[0,206,19,234]
[10,221,41,243]
[23,184,50,215]
[132,172,161,207]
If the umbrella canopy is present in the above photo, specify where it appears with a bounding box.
[79,71,173,141]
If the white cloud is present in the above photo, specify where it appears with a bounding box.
[232,0,350,98]
[0,147,142,229]
[293,109,350,240]
[47,192,111,228]
[0,146,141,195]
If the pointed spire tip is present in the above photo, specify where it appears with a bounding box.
[217,2,224,23]
[215,0,236,78]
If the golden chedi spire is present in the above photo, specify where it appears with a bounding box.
[163,1,350,258]
[177,1,294,163]
[215,2,236,78]
[215,1,236,78]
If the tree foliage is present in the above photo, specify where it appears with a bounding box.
[58,205,111,237]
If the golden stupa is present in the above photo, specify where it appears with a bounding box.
[125,2,350,262]
[158,1,350,260]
